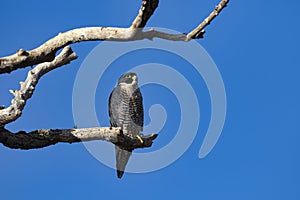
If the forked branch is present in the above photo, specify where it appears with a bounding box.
[0,46,77,127]
[0,0,229,74]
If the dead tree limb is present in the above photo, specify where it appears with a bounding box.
[0,0,229,74]
[0,46,77,126]
[0,127,157,150]
[0,0,229,150]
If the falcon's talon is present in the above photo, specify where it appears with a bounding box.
[136,135,144,143]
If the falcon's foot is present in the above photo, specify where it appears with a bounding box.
[136,135,144,143]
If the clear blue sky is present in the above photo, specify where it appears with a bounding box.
[1,0,299,199]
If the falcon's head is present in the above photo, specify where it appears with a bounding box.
[118,72,138,85]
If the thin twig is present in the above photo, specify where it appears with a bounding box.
[186,0,229,41]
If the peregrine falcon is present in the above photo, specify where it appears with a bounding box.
[109,72,144,178]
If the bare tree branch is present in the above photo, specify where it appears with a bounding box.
[0,0,229,151]
[136,0,229,41]
[131,0,159,29]
[0,0,229,74]
[0,46,77,127]
[0,127,158,150]
[186,0,229,40]
[135,29,188,41]
[0,0,159,74]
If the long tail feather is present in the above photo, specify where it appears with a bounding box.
[115,145,132,179]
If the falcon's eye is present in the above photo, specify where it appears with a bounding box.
[126,75,131,78]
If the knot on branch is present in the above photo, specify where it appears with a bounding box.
[17,49,29,56]
[191,30,205,39]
